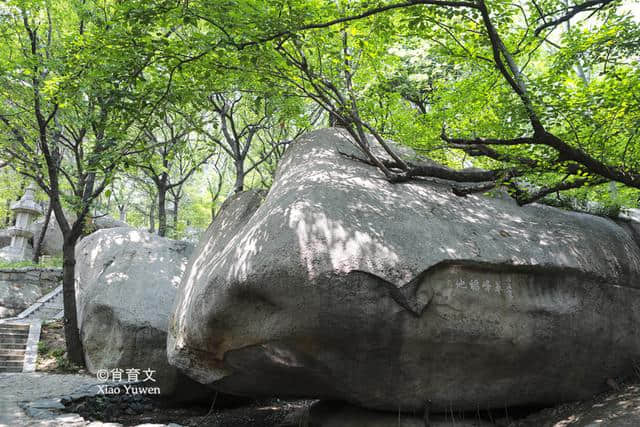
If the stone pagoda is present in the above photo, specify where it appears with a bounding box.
[0,184,43,262]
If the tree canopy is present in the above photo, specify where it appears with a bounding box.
[2,0,639,221]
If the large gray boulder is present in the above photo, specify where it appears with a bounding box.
[75,227,208,401]
[168,128,640,412]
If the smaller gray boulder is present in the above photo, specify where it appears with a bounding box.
[0,277,40,318]
[0,267,62,318]
[31,212,66,257]
[32,211,131,257]
[75,227,208,402]
[92,215,129,230]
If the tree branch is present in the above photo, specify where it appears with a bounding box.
[534,0,616,36]
[234,0,478,49]
[515,176,607,205]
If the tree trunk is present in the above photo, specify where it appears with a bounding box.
[148,200,156,233]
[32,201,53,263]
[157,186,167,237]
[329,110,349,128]
[62,235,84,366]
[118,205,126,222]
[4,199,10,227]
[172,196,179,236]
[234,160,245,194]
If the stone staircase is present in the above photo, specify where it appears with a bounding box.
[0,285,63,373]
[26,290,63,320]
[0,323,30,373]
[11,285,64,322]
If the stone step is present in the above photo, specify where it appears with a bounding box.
[0,342,28,350]
[0,334,29,344]
[0,323,29,329]
[0,349,25,357]
[0,353,24,362]
[0,360,23,370]
[0,365,23,373]
[0,330,27,336]
[0,330,29,337]
[0,324,30,333]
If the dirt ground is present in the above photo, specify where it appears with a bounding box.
[36,319,85,374]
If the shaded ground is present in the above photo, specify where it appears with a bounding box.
[3,370,640,426]
[62,394,313,427]
[1,371,308,426]
[58,382,640,426]
[36,320,84,374]
[0,372,102,426]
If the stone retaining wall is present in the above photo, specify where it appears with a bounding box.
[0,267,63,318]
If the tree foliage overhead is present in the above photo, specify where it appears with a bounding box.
[1,0,639,221]
[175,0,640,208]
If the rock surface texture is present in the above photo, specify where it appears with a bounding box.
[76,227,207,401]
[168,128,640,412]
[0,267,62,317]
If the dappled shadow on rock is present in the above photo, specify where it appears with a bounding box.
[168,128,640,413]
[75,227,208,403]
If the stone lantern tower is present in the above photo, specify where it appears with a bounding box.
[0,184,43,262]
